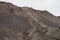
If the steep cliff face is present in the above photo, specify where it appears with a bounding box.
[0,2,60,40]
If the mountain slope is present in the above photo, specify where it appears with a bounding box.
[0,2,60,40]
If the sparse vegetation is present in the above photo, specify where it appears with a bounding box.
[0,2,60,40]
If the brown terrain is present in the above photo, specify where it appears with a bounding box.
[0,2,60,40]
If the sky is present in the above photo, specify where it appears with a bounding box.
[0,0,60,16]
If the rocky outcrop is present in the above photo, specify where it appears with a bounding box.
[0,2,60,40]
